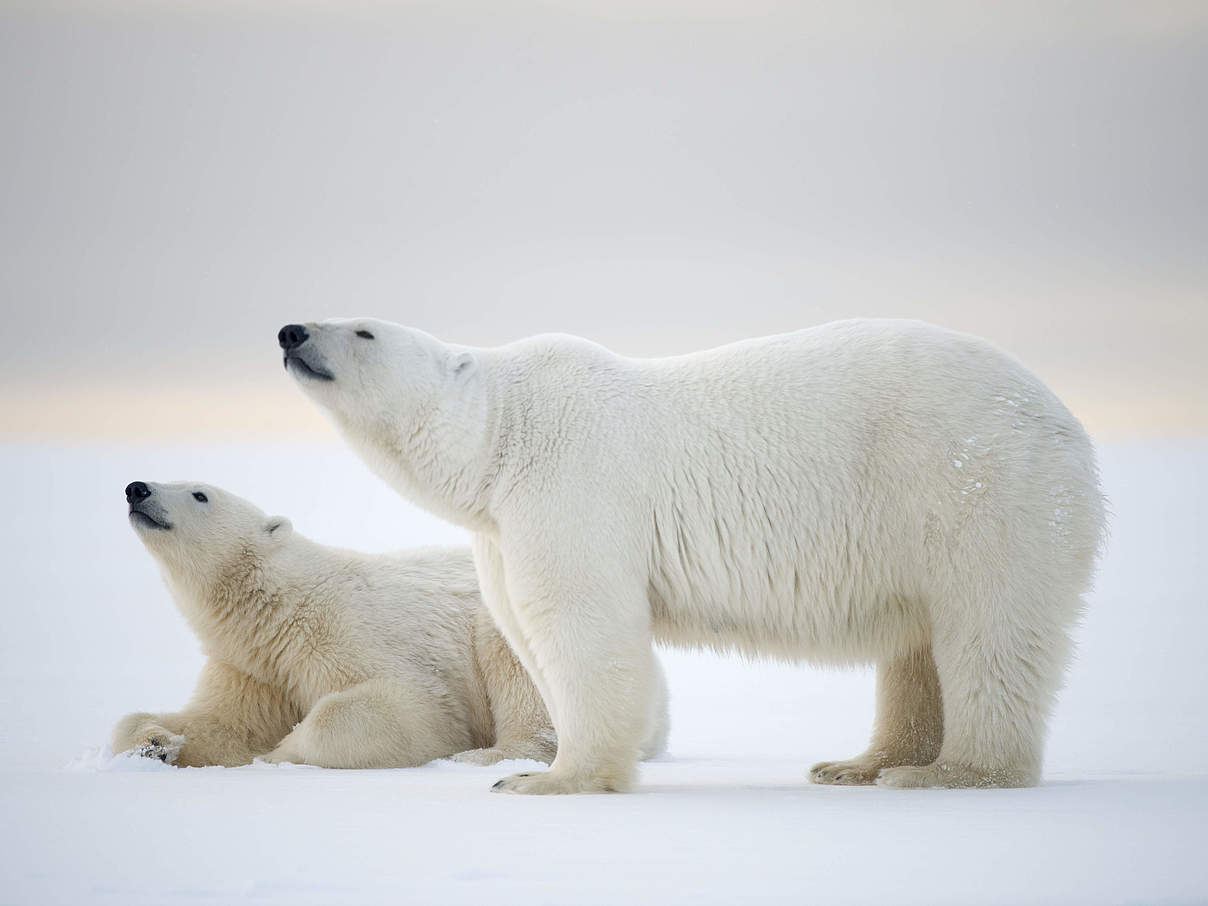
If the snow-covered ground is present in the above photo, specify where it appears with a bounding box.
[1,440,1205,905]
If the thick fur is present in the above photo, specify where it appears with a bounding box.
[113,482,670,768]
[284,317,1105,793]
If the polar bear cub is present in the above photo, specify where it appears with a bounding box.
[113,480,670,768]
[280,317,1105,794]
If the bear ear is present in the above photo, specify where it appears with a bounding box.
[265,516,292,537]
[449,351,475,379]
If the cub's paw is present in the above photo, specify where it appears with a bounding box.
[452,746,554,766]
[490,769,626,795]
[131,728,185,765]
[261,744,302,766]
[809,757,883,786]
[111,714,184,765]
[451,747,511,766]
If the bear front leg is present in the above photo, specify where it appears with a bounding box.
[111,660,297,767]
[264,676,473,769]
[461,651,664,767]
[483,542,657,795]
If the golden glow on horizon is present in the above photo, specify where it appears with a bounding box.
[0,386,333,442]
[0,375,1203,442]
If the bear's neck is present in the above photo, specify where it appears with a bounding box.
[168,542,351,695]
[340,369,501,532]
[344,342,617,532]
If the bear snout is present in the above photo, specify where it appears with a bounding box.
[278,324,309,350]
[280,325,335,382]
[125,481,151,504]
[125,481,170,529]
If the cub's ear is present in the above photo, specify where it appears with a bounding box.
[265,516,292,537]
[449,351,475,378]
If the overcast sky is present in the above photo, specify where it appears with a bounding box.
[1,0,1205,438]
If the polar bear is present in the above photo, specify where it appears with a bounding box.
[113,480,670,768]
[278,317,1105,793]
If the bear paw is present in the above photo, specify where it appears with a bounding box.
[490,769,624,795]
[451,747,512,766]
[260,744,302,766]
[131,728,185,765]
[809,757,884,786]
[452,746,554,766]
[876,761,1035,789]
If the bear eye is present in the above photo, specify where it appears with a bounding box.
[356,330,375,340]
[193,492,208,503]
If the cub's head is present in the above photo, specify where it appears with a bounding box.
[124,480,292,580]
[276,318,477,435]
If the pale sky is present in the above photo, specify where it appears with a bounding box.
[1,0,1205,439]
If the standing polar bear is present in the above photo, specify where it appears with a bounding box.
[113,480,670,768]
[279,317,1105,794]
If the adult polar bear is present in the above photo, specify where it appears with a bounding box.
[114,480,669,768]
[279,317,1105,793]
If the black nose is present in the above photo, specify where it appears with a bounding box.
[126,481,151,503]
[278,324,309,350]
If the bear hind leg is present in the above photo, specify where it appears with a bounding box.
[264,677,471,769]
[810,645,942,786]
[877,591,1072,789]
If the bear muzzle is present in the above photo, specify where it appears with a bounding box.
[125,482,171,530]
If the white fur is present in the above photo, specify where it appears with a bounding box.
[113,482,670,768]
[286,317,1105,793]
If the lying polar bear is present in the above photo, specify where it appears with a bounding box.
[112,480,669,768]
[280,317,1105,794]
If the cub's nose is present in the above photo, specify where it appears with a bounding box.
[278,324,309,350]
[125,481,151,503]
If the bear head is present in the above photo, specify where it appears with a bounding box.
[276,318,487,526]
[125,480,292,583]
[277,318,476,432]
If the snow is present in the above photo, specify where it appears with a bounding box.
[1,440,1206,905]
